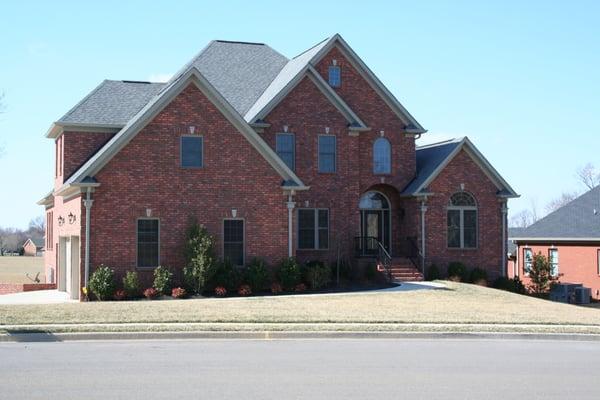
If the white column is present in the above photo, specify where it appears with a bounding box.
[420,199,427,271]
[286,193,296,258]
[501,201,508,277]
[83,189,94,289]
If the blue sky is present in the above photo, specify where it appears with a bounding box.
[1,0,599,229]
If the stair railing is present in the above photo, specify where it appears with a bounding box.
[354,236,392,282]
[406,236,425,276]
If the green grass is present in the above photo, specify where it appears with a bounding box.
[1,281,599,328]
[0,256,44,284]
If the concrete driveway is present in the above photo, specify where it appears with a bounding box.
[0,290,73,305]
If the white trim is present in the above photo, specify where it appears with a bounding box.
[62,67,308,191]
[512,237,600,242]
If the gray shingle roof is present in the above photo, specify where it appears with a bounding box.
[169,40,288,116]
[58,80,165,126]
[507,227,527,254]
[513,186,600,239]
[401,138,463,195]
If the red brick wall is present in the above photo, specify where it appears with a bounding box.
[23,242,37,256]
[89,83,287,285]
[515,243,600,299]
[0,283,56,295]
[425,149,505,279]
[62,131,115,180]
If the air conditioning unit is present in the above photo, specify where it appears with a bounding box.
[549,283,582,303]
[574,287,591,305]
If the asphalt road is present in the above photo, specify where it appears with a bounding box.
[1,338,599,399]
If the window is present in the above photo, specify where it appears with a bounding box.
[328,66,341,87]
[597,250,600,275]
[447,192,477,249]
[137,219,159,268]
[318,136,336,173]
[524,248,533,275]
[548,249,559,277]
[373,138,391,174]
[276,133,295,170]
[181,136,203,168]
[298,209,329,250]
[224,219,244,266]
[46,212,53,250]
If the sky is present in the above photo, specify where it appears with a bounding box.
[0,0,599,229]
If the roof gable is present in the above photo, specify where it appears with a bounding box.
[402,137,518,198]
[513,186,600,240]
[62,67,307,193]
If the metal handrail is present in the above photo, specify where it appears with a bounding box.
[354,236,392,281]
[406,236,425,276]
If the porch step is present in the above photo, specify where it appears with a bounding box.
[387,260,424,282]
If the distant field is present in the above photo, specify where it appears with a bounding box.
[0,256,45,283]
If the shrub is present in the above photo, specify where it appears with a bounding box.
[278,258,302,291]
[153,266,173,295]
[238,284,252,296]
[426,264,440,281]
[214,286,227,297]
[143,287,158,299]
[183,221,216,295]
[244,258,269,292]
[88,265,116,301]
[210,260,242,291]
[304,260,331,290]
[364,262,377,282]
[171,287,187,299]
[447,262,468,281]
[122,270,141,299]
[270,282,282,294]
[529,252,559,295]
[493,276,527,294]
[113,289,127,301]
[332,258,355,282]
[295,283,307,292]
[469,268,488,285]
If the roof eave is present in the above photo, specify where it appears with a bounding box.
[512,237,600,242]
[46,122,123,139]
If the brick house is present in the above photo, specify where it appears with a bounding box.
[22,238,44,257]
[38,34,517,300]
[508,185,600,299]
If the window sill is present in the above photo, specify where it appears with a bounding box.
[297,248,329,251]
[136,266,158,270]
[317,171,336,175]
[446,247,478,251]
[373,173,393,177]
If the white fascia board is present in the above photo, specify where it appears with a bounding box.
[66,67,306,189]
[512,237,600,243]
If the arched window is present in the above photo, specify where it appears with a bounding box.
[373,138,391,174]
[447,192,477,248]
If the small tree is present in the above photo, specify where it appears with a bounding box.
[183,220,216,295]
[528,252,558,295]
[88,265,116,301]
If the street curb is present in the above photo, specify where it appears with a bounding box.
[2,330,600,343]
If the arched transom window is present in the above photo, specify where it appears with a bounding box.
[447,192,477,248]
[373,138,391,174]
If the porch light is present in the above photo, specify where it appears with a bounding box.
[68,212,76,224]
[58,216,65,226]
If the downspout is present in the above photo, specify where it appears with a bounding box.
[501,201,508,278]
[83,188,94,288]
[286,191,296,258]
[419,198,427,273]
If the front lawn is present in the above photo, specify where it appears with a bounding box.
[2,282,599,328]
[0,256,45,284]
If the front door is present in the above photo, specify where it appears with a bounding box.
[360,209,390,255]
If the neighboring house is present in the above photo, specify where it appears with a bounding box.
[22,238,44,257]
[38,34,517,300]
[508,185,600,299]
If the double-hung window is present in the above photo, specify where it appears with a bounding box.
[523,248,533,275]
[318,136,336,173]
[548,249,559,277]
[181,136,203,168]
[328,66,341,87]
[276,133,295,171]
[137,219,159,268]
[447,192,477,249]
[223,219,244,266]
[298,209,329,250]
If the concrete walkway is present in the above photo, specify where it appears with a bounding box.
[0,290,74,305]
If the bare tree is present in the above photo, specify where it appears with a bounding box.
[28,216,45,237]
[509,209,535,228]
[545,191,578,214]
[576,163,600,190]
